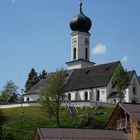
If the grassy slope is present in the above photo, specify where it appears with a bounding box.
[1,106,114,140]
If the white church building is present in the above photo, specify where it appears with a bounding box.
[24,2,140,105]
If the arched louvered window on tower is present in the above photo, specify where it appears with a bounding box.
[85,48,88,60]
[73,47,76,60]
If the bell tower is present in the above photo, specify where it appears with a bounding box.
[66,1,95,70]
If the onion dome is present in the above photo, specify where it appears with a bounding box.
[70,2,92,32]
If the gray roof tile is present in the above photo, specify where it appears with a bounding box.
[27,61,135,95]
[65,61,119,91]
[35,128,131,140]
[120,103,140,123]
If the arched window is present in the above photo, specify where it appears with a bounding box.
[27,97,30,102]
[85,92,88,101]
[96,90,100,101]
[73,48,76,60]
[133,87,136,95]
[132,80,137,95]
[68,93,71,101]
[85,48,88,60]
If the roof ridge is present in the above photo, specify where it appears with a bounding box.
[123,102,140,105]
[127,70,135,72]
[92,61,120,68]
[74,61,120,71]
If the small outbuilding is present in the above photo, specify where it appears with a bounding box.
[107,103,140,140]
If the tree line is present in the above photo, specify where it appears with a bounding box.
[25,68,47,92]
[0,68,47,104]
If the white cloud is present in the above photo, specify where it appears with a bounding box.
[92,43,106,55]
[121,56,128,63]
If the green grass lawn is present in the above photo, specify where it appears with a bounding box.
[1,106,114,140]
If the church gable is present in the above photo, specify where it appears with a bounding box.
[128,71,140,102]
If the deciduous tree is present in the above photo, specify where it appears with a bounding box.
[0,91,9,104]
[112,64,129,102]
[39,68,66,128]
[0,80,19,103]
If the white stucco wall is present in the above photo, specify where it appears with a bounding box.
[106,78,123,103]
[126,73,140,102]
[25,87,108,103]
[24,94,39,102]
[0,102,39,109]
[67,63,82,70]
[107,72,140,103]
[124,88,129,102]
[65,87,107,102]
[67,61,94,70]
[71,32,90,61]
[66,90,91,101]
[106,79,113,99]
[99,88,107,102]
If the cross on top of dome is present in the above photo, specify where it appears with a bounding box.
[80,0,83,12]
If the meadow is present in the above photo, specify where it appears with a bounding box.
[1,106,114,140]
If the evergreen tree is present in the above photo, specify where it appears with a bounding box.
[39,69,47,80]
[112,64,129,102]
[25,68,39,92]
[39,68,66,128]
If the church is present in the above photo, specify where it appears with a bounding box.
[24,2,140,105]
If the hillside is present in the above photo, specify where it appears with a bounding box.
[1,106,114,140]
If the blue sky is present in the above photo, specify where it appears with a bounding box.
[0,0,140,93]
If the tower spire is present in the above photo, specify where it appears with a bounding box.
[66,0,94,70]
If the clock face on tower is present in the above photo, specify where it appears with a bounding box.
[72,38,77,46]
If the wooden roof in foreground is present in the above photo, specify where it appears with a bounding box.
[107,103,140,128]
[33,128,131,140]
